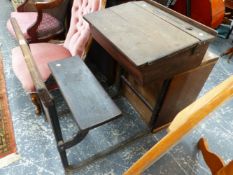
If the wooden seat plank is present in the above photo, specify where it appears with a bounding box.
[49,56,121,130]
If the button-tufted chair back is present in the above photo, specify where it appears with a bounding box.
[64,0,106,57]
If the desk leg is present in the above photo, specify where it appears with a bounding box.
[150,79,171,131]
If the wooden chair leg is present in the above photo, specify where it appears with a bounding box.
[217,161,233,175]
[198,138,225,175]
[30,93,42,115]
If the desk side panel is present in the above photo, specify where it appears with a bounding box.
[155,59,217,129]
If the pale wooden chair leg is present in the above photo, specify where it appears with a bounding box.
[198,138,225,175]
[217,161,233,175]
[30,93,42,115]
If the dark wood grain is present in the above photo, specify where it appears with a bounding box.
[49,56,121,131]
[84,1,215,84]
[123,51,218,128]
[156,58,217,128]
[35,0,63,10]
[85,3,199,67]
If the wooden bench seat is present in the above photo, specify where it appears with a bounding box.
[10,14,122,170]
[49,56,121,131]
[47,56,122,169]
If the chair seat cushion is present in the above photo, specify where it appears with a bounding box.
[12,43,72,92]
[7,12,63,40]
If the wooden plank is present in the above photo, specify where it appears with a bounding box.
[85,3,199,66]
[49,56,121,131]
[10,17,53,111]
[10,18,46,91]
[124,75,233,175]
[110,2,199,64]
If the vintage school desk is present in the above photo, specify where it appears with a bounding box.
[84,0,217,130]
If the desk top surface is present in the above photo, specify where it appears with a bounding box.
[84,1,215,67]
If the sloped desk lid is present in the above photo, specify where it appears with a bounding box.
[84,1,216,67]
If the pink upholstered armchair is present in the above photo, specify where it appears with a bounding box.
[11,0,107,115]
[7,0,69,43]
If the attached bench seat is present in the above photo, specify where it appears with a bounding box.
[49,56,121,131]
[48,56,122,168]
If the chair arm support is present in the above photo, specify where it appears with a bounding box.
[25,0,63,42]
[35,0,63,10]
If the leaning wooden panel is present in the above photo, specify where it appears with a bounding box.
[124,76,233,175]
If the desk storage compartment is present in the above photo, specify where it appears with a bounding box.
[123,51,218,129]
[85,0,216,85]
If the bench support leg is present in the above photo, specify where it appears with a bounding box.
[59,131,89,150]
[67,130,150,171]
[57,130,89,170]
[48,104,69,168]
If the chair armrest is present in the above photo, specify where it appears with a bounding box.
[10,17,45,91]
[17,0,63,12]
[10,17,54,106]
[35,0,63,10]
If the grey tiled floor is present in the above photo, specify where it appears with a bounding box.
[0,1,233,175]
